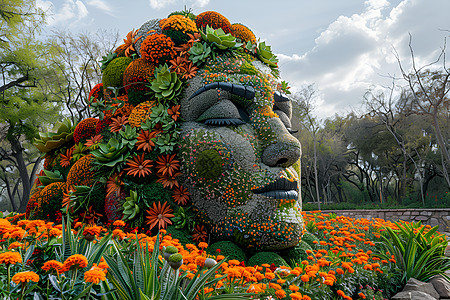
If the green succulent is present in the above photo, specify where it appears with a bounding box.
[34,119,75,153]
[91,137,128,167]
[100,51,118,71]
[200,25,242,50]
[155,130,180,155]
[172,206,194,231]
[149,64,183,104]
[38,169,65,186]
[72,142,89,161]
[188,42,211,65]
[122,190,140,221]
[280,80,291,95]
[256,41,278,68]
[119,125,138,149]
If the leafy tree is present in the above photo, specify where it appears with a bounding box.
[0,0,62,212]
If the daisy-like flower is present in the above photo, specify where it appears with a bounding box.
[84,134,103,150]
[181,61,198,80]
[12,271,39,284]
[110,115,128,133]
[192,225,207,243]
[63,254,88,271]
[84,265,107,284]
[124,154,153,177]
[145,201,174,230]
[172,185,190,205]
[169,56,189,76]
[60,147,74,168]
[167,105,181,121]
[79,206,103,225]
[155,153,180,177]
[0,251,22,265]
[136,130,157,152]
[156,172,180,189]
[42,260,64,274]
[123,29,141,57]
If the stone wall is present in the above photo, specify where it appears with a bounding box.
[319,209,450,234]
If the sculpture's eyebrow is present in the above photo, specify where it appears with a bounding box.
[188,82,255,100]
[273,91,290,103]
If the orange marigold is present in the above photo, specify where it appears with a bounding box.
[73,118,99,144]
[195,11,231,33]
[128,101,155,128]
[140,33,176,66]
[231,23,256,44]
[63,254,88,271]
[84,267,106,284]
[162,14,198,33]
[12,271,39,284]
[0,251,22,265]
[66,154,95,188]
[42,260,64,274]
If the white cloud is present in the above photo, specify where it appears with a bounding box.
[86,0,114,15]
[36,0,89,26]
[149,0,176,9]
[191,0,210,8]
[277,0,450,119]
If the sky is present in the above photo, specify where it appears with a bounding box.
[35,0,450,119]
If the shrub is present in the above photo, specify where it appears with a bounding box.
[102,57,133,90]
[247,252,287,268]
[208,241,247,262]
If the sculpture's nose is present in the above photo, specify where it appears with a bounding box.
[261,119,301,168]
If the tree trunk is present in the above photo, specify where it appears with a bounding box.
[8,136,31,213]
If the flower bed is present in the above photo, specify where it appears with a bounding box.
[0,211,447,299]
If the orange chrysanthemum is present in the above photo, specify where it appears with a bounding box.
[63,254,88,271]
[42,260,64,274]
[145,201,174,230]
[155,153,180,177]
[231,23,256,44]
[12,271,39,284]
[195,11,232,33]
[84,266,107,284]
[124,154,153,177]
[172,185,190,205]
[0,251,22,265]
[162,14,198,33]
[140,33,176,66]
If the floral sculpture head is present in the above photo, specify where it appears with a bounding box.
[29,10,302,250]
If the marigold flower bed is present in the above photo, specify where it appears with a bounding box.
[0,211,444,299]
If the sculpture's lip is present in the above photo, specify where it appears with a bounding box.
[252,177,298,200]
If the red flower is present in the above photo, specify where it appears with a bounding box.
[172,185,190,205]
[192,224,207,243]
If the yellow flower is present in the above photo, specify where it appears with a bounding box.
[12,271,39,284]
[0,251,22,265]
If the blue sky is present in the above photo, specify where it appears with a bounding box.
[36,0,450,118]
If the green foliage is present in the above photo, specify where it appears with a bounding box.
[200,25,242,50]
[256,41,278,68]
[172,206,195,231]
[149,64,183,104]
[195,149,224,180]
[238,62,258,75]
[188,42,212,65]
[122,190,140,221]
[207,241,247,262]
[280,240,312,267]
[33,118,75,153]
[375,221,450,283]
[165,226,192,245]
[119,125,138,149]
[102,57,132,89]
[300,232,319,250]
[100,51,117,71]
[247,252,287,267]
[38,169,64,186]
[91,137,128,167]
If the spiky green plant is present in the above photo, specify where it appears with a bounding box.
[188,42,211,65]
[91,137,128,167]
[121,190,140,221]
[149,64,183,104]
[200,25,242,50]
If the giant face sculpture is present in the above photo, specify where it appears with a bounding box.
[178,54,303,250]
[29,11,303,251]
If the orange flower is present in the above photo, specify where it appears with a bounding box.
[124,154,153,177]
[84,266,107,284]
[358,292,366,299]
[8,242,23,250]
[42,260,64,274]
[155,153,180,177]
[300,275,309,282]
[0,251,22,265]
[192,225,208,243]
[136,130,157,152]
[172,185,190,205]
[113,220,126,227]
[167,104,181,121]
[156,172,180,189]
[60,147,74,167]
[145,201,174,230]
[84,134,103,149]
[109,115,128,132]
[289,285,300,292]
[275,290,286,299]
[106,172,124,198]
[63,254,88,271]
[12,271,39,284]
[198,242,208,249]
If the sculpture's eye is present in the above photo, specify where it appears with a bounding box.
[196,99,249,126]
